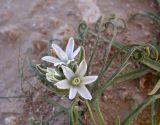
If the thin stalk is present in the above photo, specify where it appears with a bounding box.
[95,99,106,125]
[87,16,104,75]
[151,100,157,125]
[121,94,160,125]
[88,30,160,72]
[70,105,75,125]
[70,97,81,125]
[94,47,138,98]
[74,106,79,125]
[102,26,118,65]
[88,30,125,51]
[113,68,150,84]
[85,100,97,125]
[93,27,117,88]
[94,45,131,83]
[87,40,99,75]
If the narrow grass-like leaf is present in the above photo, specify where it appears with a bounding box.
[92,45,131,93]
[115,116,121,125]
[156,0,160,7]
[151,100,158,125]
[94,47,138,97]
[70,105,75,125]
[95,99,106,125]
[78,112,85,125]
[141,58,160,72]
[88,30,160,72]
[85,100,97,125]
[121,94,160,125]
[41,96,69,112]
[87,17,104,75]
[77,21,89,45]
[148,79,160,95]
[113,68,150,84]
[129,12,160,26]
[88,30,126,51]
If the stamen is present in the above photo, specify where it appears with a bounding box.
[71,77,81,86]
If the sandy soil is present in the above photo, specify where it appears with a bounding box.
[0,0,157,125]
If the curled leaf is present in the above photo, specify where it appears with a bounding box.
[148,79,160,95]
[36,64,47,75]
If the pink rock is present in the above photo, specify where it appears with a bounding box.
[76,0,101,24]
[0,25,23,42]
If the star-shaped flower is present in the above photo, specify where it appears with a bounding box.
[55,60,98,100]
[42,37,80,66]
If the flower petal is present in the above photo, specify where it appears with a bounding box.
[69,86,78,99]
[78,85,92,100]
[72,47,80,59]
[66,37,74,59]
[62,66,74,80]
[52,44,68,61]
[81,76,98,85]
[75,60,87,77]
[55,79,70,89]
[42,56,61,65]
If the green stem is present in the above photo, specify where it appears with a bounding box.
[74,107,79,125]
[87,16,104,75]
[94,47,138,98]
[88,30,125,51]
[151,99,157,125]
[88,30,160,72]
[70,105,75,125]
[121,94,160,125]
[87,39,99,75]
[93,27,117,90]
[95,99,106,125]
[85,100,97,125]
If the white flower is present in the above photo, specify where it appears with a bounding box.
[55,60,98,100]
[42,37,80,66]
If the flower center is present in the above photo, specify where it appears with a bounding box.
[71,77,81,86]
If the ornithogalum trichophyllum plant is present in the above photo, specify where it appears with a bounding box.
[37,36,107,125]
[41,37,97,100]
[33,16,160,124]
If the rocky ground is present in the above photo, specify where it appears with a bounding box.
[0,0,157,125]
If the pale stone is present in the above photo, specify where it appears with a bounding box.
[0,100,24,114]
[52,24,75,41]
[30,32,48,53]
[5,116,19,125]
[75,0,101,24]
[0,25,23,42]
